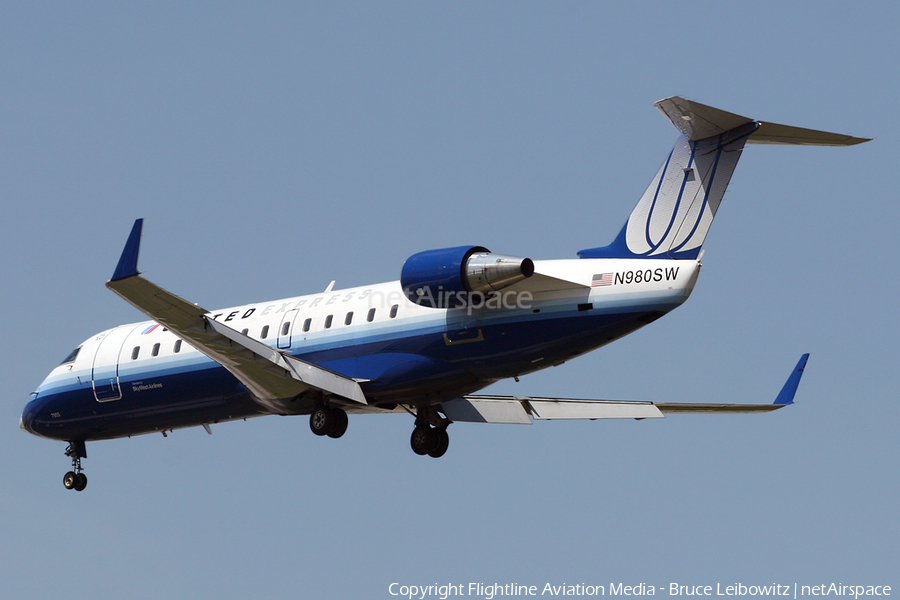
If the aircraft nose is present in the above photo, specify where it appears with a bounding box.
[20,396,39,435]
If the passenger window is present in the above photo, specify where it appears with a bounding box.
[174,340,182,353]
[345,312,353,326]
[131,347,140,360]
[390,304,399,318]
[303,318,311,332]
[261,325,269,339]
[281,322,291,336]
[152,343,160,357]
[324,315,333,329]
[367,308,376,322]
[241,328,249,336]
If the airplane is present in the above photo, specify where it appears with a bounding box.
[21,96,869,491]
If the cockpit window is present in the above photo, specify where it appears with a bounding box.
[60,347,81,365]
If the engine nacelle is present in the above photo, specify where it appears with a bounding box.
[401,245,535,308]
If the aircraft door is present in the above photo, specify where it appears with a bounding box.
[277,309,299,350]
[91,324,135,402]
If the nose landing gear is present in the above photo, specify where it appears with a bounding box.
[63,441,87,492]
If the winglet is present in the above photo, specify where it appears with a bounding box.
[110,218,144,282]
[774,353,810,405]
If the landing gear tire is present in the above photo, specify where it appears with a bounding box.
[309,407,333,436]
[63,471,87,491]
[326,408,348,439]
[428,428,449,458]
[410,426,438,456]
[310,407,348,438]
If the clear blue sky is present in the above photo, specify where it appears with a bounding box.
[2,3,896,599]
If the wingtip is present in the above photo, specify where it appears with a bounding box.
[773,353,810,406]
[110,218,144,282]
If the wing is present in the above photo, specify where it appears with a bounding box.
[105,219,366,414]
[442,354,809,423]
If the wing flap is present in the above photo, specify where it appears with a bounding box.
[444,395,665,423]
[441,397,532,424]
[526,398,663,420]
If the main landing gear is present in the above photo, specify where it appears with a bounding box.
[410,407,450,458]
[309,405,349,439]
[63,441,87,492]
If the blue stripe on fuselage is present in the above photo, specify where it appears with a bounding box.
[25,291,682,441]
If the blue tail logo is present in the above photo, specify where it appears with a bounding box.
[579,96,869,261]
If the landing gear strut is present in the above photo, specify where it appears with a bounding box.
[409,407,450,458]
[63,441,87,491]
[309,406,349,439]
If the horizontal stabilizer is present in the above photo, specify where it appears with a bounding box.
[751,122,870,146]
[655,96,870,145]
[655,96,753,141]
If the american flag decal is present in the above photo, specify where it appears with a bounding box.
[592,273,613,287]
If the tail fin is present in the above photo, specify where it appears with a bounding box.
[578,97,870,260]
